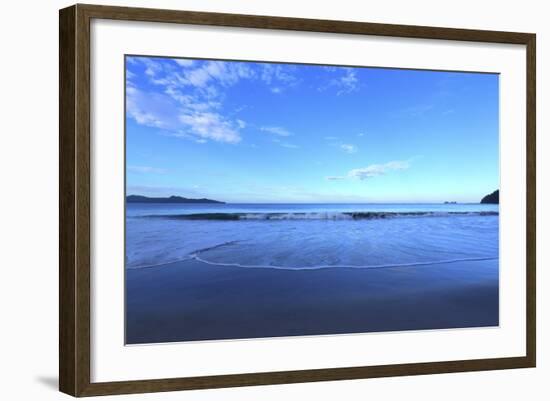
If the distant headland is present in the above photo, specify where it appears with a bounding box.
[127,195,225,204]
[480,190,499,204]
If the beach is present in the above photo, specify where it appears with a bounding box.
[126,257,498,344]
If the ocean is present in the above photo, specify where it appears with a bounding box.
[126,203,499,270]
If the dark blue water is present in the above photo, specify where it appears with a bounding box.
[126,203,499,270]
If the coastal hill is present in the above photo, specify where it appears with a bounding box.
[127,195,225,204]
[480,190,499,204]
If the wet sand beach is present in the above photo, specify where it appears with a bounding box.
[126,258,498,344]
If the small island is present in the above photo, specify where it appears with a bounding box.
[127,195,225,204]
[480,190,499,204]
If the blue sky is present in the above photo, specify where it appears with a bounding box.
[126,56,499,203]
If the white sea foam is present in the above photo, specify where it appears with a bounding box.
[190,254,498,271]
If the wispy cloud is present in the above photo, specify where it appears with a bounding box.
[319,67,360,95]
[260,64,299,87]
[127,165,167,174]
[336,68,359,95]
[126,57,299,145]
[340,144,358,154]
[126,87,179,129]
[326,160,411,181]
[126,58,253,144]
[139,57,163,78]
[272,137,299,149]
[174,59,194,67]
[184,61,255,89]
[179,112,242,143]
[261,126,292,137]
[349,161,410,179]
[126,85,243,144]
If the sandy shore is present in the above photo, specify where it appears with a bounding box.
[126,259,498,344]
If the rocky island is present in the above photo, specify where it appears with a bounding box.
[480,190,499,204]
[127,195,225,204]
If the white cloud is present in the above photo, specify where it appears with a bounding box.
[337,68,359,95]
[184,67,212,88]
[261,126,292,137]
[126,87,179,129]
[326,160,411,182]
[126,58,250,144]
[127,165,166,174]
[340,144,358,154]
[319,67,360,95]
[126,58,300,145]
[179,112,242,144]
[126,86,242,145]
[136,57,163,78]
[174,59,194,67]
[272,138,299,149]
[348,161,410,180]
[179,61,256,89]
[259,64,299,93]
[260,64,297,85]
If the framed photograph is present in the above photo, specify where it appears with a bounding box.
[59,4,536,397]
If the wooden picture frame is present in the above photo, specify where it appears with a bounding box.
[59,3,536,397]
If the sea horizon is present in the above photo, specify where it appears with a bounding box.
[126,199,492,205]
